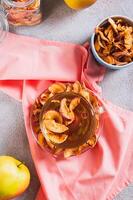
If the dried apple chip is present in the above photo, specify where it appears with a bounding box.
[60,98,75,120]
[38,132,45,146]
[96,27,109,42]
[49,82,66,94]
[64,148,79,158]
[107,29,114,42]
[73,81,82,93]
[46,131,68,144]
[104,25,112,36]
[39,93,50,105]
[124,27,133,50]
[66,83,73,92]
[112,50,130,58]
[114,60,128,66]
[117,24,125,32]
[94,39,101,52]
[87,135,97,147]
[43,120,69,133]
[108,18,118,33]
[43,110,63,124]
[45,138,55,149]
[69,97,80,111]
[80,89,90,102]
[103,56,115,65]
[97,35,105,49]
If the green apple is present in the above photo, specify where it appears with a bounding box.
[0,156,30,200]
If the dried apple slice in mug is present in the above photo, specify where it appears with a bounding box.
[46,131,68,144]
[43,120,68,134]
[42,127,68,145]
[60,98,75,120]
[41,110,69,135]
[69,97,80,111]
[43,110,63,123]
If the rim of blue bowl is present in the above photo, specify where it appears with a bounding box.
[90,15,133,70]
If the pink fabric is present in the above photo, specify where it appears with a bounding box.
[0,32,87,100]
[0,32,133,200]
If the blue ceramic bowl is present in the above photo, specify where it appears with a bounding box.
[90,16,133,70]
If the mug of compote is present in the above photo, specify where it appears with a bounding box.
[30,81,104,158]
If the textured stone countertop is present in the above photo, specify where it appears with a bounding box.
[0,0,133,199]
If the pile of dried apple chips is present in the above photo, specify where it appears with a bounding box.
[94,18,133,66]
[31,82,101,158]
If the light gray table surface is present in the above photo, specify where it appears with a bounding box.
[0,0,133,199]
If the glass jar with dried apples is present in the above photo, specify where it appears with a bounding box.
[1,0,42,26]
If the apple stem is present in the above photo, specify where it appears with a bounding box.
[17,162,24,168]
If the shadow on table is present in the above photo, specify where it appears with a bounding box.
[43,0,77,21]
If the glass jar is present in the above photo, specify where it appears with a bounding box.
[0,7,9,42]
[1,0,42,26]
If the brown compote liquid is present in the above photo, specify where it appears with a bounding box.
[40,92,98,149]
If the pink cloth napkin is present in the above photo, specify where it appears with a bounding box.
[0,32,133,200]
